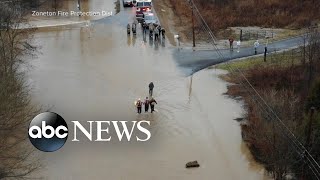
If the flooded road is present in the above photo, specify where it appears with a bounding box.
[27,1,267,179]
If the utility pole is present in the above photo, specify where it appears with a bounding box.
[303,107,316,179]
[306,107,315,149]
[191,0,195,47]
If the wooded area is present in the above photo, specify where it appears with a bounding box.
[221,29,320,179]
[0,2,40,179]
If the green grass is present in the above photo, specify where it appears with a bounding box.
[216,57,265,70]
[216,49,303,71]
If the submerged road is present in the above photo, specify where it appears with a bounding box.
[27,1,271,179]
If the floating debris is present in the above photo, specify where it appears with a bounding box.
[186,161,200,168]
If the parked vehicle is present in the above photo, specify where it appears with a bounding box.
[135,0,152,21]
[123,0,133,7]
[143,13,157,27]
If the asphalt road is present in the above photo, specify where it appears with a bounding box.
[173,35,304,75]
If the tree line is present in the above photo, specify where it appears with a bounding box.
[0,2,40,179]
[232,28,320,179]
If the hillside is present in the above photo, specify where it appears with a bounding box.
[170,0,320,31]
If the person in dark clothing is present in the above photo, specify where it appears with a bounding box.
[144,97,149,112]
[127,24,131,34]
[157,25,161,39]
[132,23,136,35]
[149,97,157,113]
[149,23,154,37]
[161,28,165,38]
[154,27,159,41]
[228,38,234,51]
[149,82,154,96]
[136,98,142,114]
[142,22,147,35]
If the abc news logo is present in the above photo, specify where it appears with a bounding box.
[28,112,151,152]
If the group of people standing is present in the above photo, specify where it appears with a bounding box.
[127,20,138,35]
[127,23,137,35]
[142,22,165,41]
[135,82,158,114]
[228,37,261,55]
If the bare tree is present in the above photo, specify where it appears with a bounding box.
[303,27,320,90]
[243,89,300,179]
[0,2,40,179]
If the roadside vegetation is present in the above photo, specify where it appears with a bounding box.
[0,2,40,179]
[169,0,320,31]
[217,49,302,71]
[217,30,320,179]
[158,0,320,44]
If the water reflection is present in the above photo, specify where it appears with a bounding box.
[80,27,88,54]
[127,34,131,46]
[161,38,165,47]
[154,40,159,51]
[143,34,147,43]
[149,36,153,47]
[132,35,136,46]
[188,75,193,103]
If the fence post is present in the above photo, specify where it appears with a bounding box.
[264,46,267,62]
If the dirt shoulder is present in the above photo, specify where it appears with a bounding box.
[152,0,175,46]
[153,0,191,46]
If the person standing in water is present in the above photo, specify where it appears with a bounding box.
[149,23,154,37]
[149,82,154,96]
[136,98,142,114]
[142,22,147,36]
[144,97,150,113]
[154,26,159,41]
[161,27,166,39]
[149,97,157,113]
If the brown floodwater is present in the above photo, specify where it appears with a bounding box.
[26,2,269,179]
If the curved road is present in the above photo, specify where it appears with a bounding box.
[174,36,305,75]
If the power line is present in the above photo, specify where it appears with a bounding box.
[188,0,320,178]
